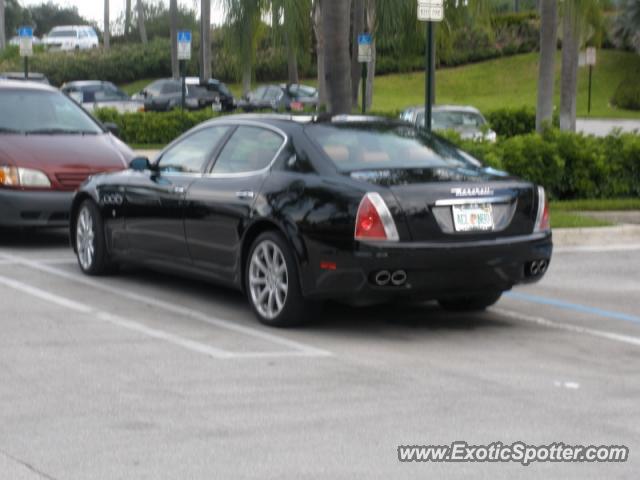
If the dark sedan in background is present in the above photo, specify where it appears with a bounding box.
[61,80,143,113]
[0,81,133,228]
[137,78,220,112]
[69,114,552,327]
[238,84,318,112]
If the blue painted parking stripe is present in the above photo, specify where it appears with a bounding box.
[505,291,640,325]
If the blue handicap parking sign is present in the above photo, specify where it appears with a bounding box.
[19,26,33,38]
[358,34,372,46]
[178,31,192,43]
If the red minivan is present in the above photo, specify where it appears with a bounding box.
[0,80,134,227]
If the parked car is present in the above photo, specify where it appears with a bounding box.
[61,81,143,113]
[400,105,497,142]
[185,77,235,112]
[42,26,99,51]
[237,84,318,112]
[137,78,219,112]
[0,72,50,84]
[69,114,552,327]
[0,81,133,228]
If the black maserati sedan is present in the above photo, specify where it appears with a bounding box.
[69,115,552,327]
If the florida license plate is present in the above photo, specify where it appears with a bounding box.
[452,203,494,232]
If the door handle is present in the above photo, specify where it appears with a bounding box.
[235,190,255,200]
[172,185,186,194]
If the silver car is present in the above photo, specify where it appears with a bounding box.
[61,81,142,114]
[400,105,497,142]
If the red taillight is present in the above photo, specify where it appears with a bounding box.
[535,186,551,232]
[355,192,400,242]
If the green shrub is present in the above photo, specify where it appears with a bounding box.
[94,108,221,145]
[611,78,640,111]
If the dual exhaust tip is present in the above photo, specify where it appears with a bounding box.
[527,259,548,277]
[374,270,407,287]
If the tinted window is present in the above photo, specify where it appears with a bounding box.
[433,111,486,129]
[0,90,103,133]
[306,124,479,172]
[250,87,267,100]
[145,81,163,97]
[49,30,77,38]
[212,126,283,174]
[264,86,282,100]
[161,81,181,94]
[158,127,229,174]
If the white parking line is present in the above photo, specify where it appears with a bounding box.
[0,258,75,265]
[0,253,331,358]
[492,307,640,348]
[0,273,328,360]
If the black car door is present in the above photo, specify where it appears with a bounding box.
[125,126,232,267]
[184,124,287,282]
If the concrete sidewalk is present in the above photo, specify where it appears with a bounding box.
[577,118,640,136]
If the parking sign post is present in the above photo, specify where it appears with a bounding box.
[586,47,596,115]
[19,26,33,80]
[417,0,443,133]
[177,30,192,111]
[358,33,373,114]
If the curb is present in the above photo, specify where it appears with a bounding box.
[553,225,640,248]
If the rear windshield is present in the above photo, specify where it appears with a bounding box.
[305,123,480,172]
[0,90,103,134]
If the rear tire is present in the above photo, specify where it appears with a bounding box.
[438,292,502,312]
[75,200,114,276]
[245,231,308,327]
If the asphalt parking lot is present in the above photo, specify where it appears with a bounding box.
[1,229,639,479]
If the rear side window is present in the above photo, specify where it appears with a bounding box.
[161,81,181,94]
[212,126,284,174]
[158,127,229,174]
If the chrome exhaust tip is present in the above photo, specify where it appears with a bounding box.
[530,261,540,276]
[391,270,407,286]
[538,260,548,274]
[375,270,391,286]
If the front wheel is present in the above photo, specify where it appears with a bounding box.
[438,292,503,312]
[245,231,308,327]
[75,200,113,275]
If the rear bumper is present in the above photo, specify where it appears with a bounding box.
[0,189,73,227]
[302,232,553,303]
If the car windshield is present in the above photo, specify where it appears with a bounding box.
[0,90,103,134]
[80,84,128,102]
[48,30,76,38]
[306,123,480,172]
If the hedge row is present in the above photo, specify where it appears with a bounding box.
[448,129,640,200]
[95,108,221,145]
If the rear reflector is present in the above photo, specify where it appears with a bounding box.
[320,261,337,271]
[534,186,551,232]
[355,192,400,242]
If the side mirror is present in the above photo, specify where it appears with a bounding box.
[103,122,119,136]
[129,156,152,171]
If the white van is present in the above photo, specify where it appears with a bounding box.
[43,26,99,51]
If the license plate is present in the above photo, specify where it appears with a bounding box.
[452,203,494,232]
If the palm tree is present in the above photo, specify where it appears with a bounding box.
[559,0,602,132]
[322,0,352,114]
[271,0,311,85]
[536,0,558,132]
[200,0,212,82]
[351,0,364,107]
[125,0,132,35]
[104,0,110,49]
[137,0,148,44]
[223,0,264,96]
[0,0,5,51]
[170,0,179,79]
[313,0,326,104]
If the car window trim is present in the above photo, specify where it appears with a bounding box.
[204,121,288,179]
[155,125,236,176]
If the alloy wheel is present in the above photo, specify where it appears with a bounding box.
[76,207,95,271]
[249,240,289,320]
